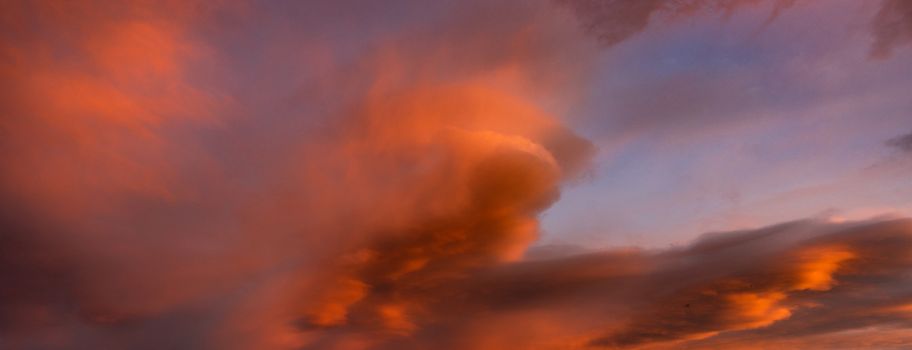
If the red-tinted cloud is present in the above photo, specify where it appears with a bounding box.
[870,0,912,58]
[1,1,910,349]
[281,218,912,350]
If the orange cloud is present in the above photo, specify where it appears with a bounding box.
[2,1,911,350]
[791,246,855,291]
[285,217,912,350]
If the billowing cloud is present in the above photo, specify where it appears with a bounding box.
[1,0,911,349]
[1,0,593,348]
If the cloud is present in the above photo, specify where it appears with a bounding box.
[292,218,912,349]
[1,0,593,348]
[557,0,798,46]
[870,0,912,58]
[1,1,910,349]
[560,0,911,60]
[886,131,912,153]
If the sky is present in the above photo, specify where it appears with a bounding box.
[1,1,911,349]
[541,0,912,249]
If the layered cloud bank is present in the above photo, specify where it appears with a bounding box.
[279,217,912,350]
[2,0,911,349]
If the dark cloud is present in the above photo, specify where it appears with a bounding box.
[560,0,908,59]
[557,0,798,46]
[886,131,912,153]
[871,0,912,58]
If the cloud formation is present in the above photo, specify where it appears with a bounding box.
[557,0,798,46]
[1,0,911,349]
[887,131,912,153]
[1,0,592,348]
[871,0,912,58]
[286,217,912,350]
